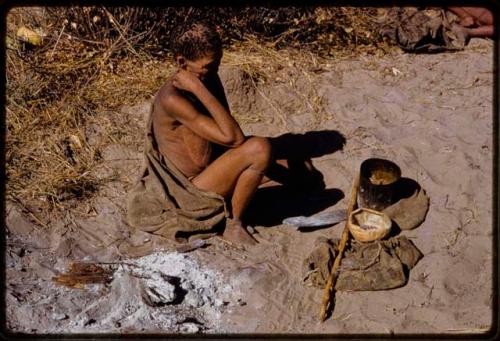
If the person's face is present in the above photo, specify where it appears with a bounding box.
[177,51,221,83]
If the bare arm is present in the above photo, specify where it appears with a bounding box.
[466,25,495,38]
[163,70,245,147]
[211,74,231,111]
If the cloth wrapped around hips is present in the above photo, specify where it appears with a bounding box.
[303,235,423,291]
[126,101,228,242]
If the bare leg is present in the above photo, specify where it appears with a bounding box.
[466,25,495,37]
[448,6,495,38]
[459,7,494,26]
[192,137,272,245]
[448,7,476,26]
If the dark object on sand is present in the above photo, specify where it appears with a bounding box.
[302,237,337,288]
[383,188,430,230]
[380,7,467,52]
[303,235,423,291]
[52,262,115,289]
[358,158,401,211]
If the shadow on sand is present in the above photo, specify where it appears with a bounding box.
[245,129,346,228]
[269,130,346,160]
[245,187,344,227]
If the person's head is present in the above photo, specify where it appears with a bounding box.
[170,21,222,81]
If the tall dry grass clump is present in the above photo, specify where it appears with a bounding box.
[6,6,386,221]
[6,7,172,215]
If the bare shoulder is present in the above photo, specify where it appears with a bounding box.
[156,79,198,119]
[155,80,183,112]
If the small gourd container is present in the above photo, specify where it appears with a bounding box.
[347,208,392,242]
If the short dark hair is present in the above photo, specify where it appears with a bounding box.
[170,21,222,61]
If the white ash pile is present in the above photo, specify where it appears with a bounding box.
[50,251,240,334]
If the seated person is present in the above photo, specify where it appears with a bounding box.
[152,21,323,245]
[447,6,495,38]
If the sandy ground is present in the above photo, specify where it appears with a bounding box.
[5,38,495,335]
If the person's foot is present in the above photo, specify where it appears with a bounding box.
[223,219,258,246]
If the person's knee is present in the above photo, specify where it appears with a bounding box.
[242,137,273,166]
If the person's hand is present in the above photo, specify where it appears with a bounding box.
[172,69,204,94]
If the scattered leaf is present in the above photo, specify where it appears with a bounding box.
[392,67,403,76]
[16,26,42,46]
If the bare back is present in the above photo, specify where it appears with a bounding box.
[152,76,230,178]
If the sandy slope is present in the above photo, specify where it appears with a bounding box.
[5,38,495,335]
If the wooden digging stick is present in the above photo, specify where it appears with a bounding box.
[319,172,360,322]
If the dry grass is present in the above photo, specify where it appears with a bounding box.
[6,8,176,214]
[6,55,174,211]
[6,6,389,221]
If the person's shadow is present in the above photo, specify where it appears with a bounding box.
[244,130,346,228]
[269,130,346,160]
